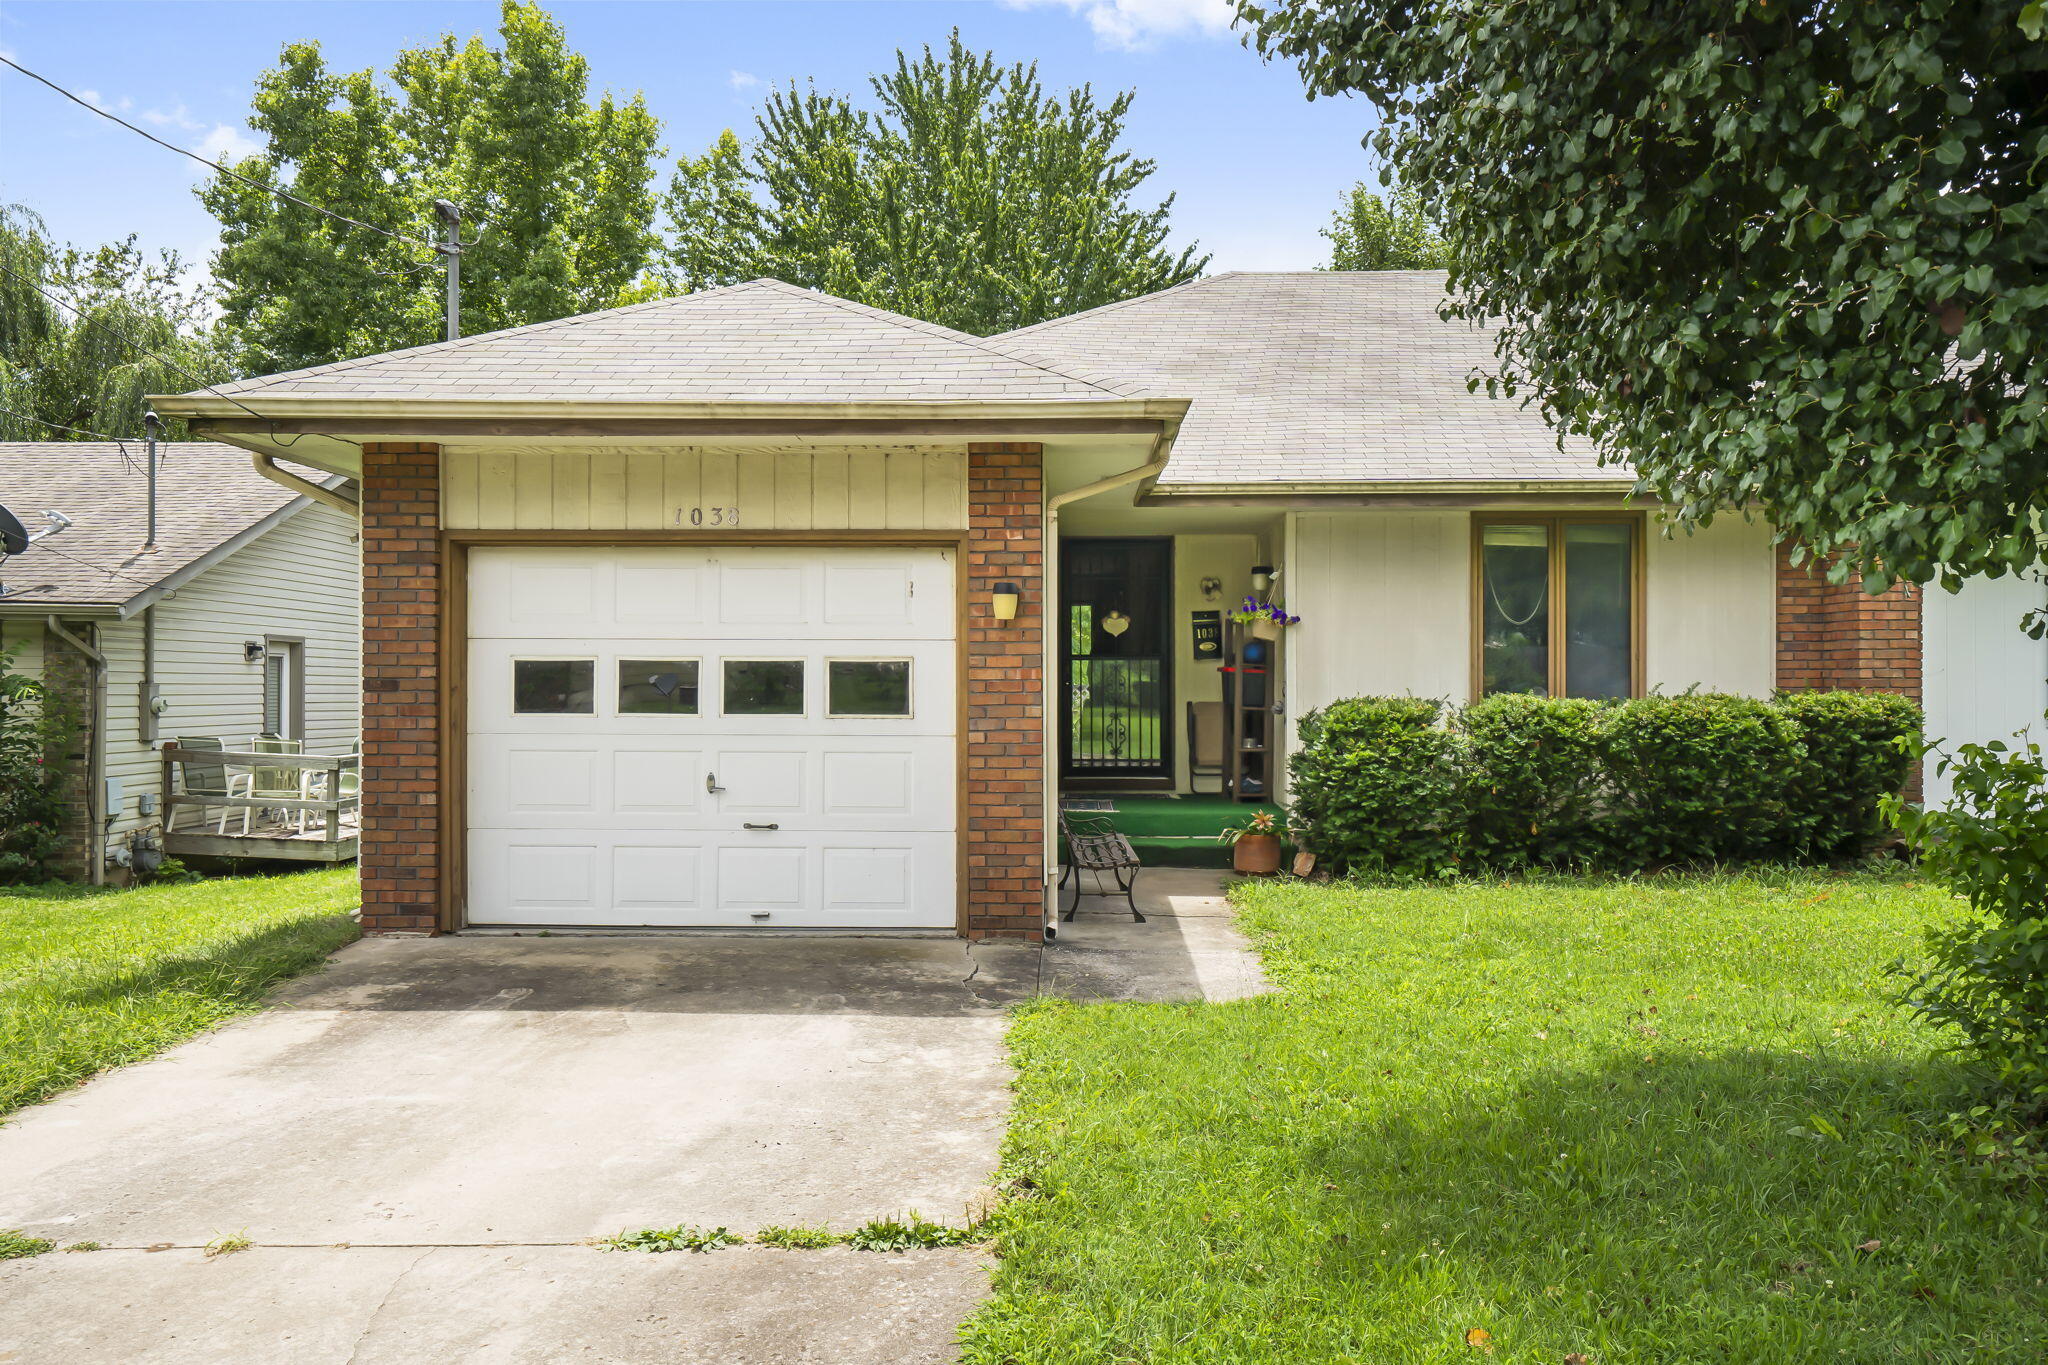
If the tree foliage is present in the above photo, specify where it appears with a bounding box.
[1239,1,2048,592]
[203,0,662,373]
[662,31,1207,334]
[1321,183,1447,270]
[0,206,232,441]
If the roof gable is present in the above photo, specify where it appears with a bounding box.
[196,279,1147,407]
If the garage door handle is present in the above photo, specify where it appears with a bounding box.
[705,773,725,795]
[743,822,779,831]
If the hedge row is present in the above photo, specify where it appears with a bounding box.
[1289,691,1922,876]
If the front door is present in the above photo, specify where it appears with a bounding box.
[1060,537,1173,782]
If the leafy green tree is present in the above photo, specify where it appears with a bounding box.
[662,32,1206,335]
[1321,183,1447,271]
[0,205,231,441]
[203,1,662,373]
[1238,1,2048,593]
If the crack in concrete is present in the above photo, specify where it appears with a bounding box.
[342,1245,429,1365]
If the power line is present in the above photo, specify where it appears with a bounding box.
[0,54,440,253]
[0,409,134,443]
[0,259,361,453]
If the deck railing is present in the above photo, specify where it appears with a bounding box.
[159,744,360,861]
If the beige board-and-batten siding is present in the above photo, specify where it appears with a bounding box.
[440,447,971,532]
[1282,508,1777,714]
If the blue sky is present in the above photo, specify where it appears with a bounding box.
[0,0,1381,284]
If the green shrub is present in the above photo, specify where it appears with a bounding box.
[1460,694,1608,868]
[0,646,75,885]
[1602,694,1800,866]
[1779,690,1923,859]
[1288,697,1464,877]
[1891,730,2048,1125]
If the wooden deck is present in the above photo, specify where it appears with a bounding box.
[160,744,360,864]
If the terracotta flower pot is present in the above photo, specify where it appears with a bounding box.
[1232,832,1283,875]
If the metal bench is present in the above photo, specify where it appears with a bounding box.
[1056,810,1145,922]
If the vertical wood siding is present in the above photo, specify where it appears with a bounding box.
[1923,572,2048,808]
[440,447,970,531]
[1643,517,1776,697]
[99,503,362,842]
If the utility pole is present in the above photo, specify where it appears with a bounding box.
[142,408,161,551]
[435,199,462,341]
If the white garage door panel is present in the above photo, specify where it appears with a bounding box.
[467,546,957,928]
[470,832,955,927]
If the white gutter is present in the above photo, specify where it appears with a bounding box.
[1039,429,1177,941]
[247,451,362,518]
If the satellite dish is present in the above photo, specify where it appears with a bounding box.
[0,505,26,558]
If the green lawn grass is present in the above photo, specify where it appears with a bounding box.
[0,868,360,1118]
[966,870,2048,1363]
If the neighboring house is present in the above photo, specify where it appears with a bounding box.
[0,443,362,882]
[150,272,2045,938]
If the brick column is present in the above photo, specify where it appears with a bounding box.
[965,443,1046,940]
[41,622,96,883]
[359,443,442,934]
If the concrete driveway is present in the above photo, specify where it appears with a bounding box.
[0,869,1263,1364]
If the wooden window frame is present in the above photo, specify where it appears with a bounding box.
[1469,512,1646,701]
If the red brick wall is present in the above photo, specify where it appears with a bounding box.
[359,443,443,934]
[965,443,1047,940]
[1774,545,1922,697]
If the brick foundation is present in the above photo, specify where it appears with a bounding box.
[964,443,1047,940]
[359,443,443,934]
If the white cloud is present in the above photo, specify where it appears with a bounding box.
[193,123,262,165]
[142,103,205,132]
[1003,0,1237,49]
[78,87,102,106]
[728,70,761,91]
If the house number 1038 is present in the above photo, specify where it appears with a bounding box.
[675,506,741,527]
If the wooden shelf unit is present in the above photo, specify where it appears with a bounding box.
[1220,618,1283,803]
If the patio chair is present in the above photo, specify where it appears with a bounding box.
[170,735,235,834]
[1055,809,1146,923]
[237,735,309,835]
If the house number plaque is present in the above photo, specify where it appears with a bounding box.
[673,506,742,527]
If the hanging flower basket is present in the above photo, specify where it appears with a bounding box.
[1229,596,1299,642]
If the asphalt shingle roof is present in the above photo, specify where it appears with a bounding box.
[200,278,1145,405]
[0,443,323,610]
[998,270,1630,486]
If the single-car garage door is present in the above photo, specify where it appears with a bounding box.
[466,545,957,928]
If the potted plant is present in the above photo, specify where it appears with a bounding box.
[1228,596,1301,642]
[1219,810,1285,874]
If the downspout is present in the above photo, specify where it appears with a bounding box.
[1039,432,1176,940]
[247,451,362,518]
[45,616,106,886]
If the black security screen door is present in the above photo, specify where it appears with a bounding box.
[1061,537,1173,780]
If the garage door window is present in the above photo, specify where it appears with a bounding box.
[513,659,594,714]
[724,659,805,715]
[827,659,912,717]
[619,659,700,714]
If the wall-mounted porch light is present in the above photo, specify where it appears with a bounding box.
[1250,565,1275,594]
[991,581,1021,621]
[243,640,268,663]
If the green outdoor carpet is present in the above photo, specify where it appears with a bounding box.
[1061,793,1283,868]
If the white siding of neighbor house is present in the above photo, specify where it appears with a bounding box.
[440,447,969,531]
[1922,572,2048,809]
[1643,516,1777,697]
[95,502,361,846]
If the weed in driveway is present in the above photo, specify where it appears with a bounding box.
[601,1224,742,1253]
[1,1230,54,1260]
[847,1213,981,1252]
[754,1224,842,1249]
[61,1241,102,1253]
[204,1232,251,1257]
